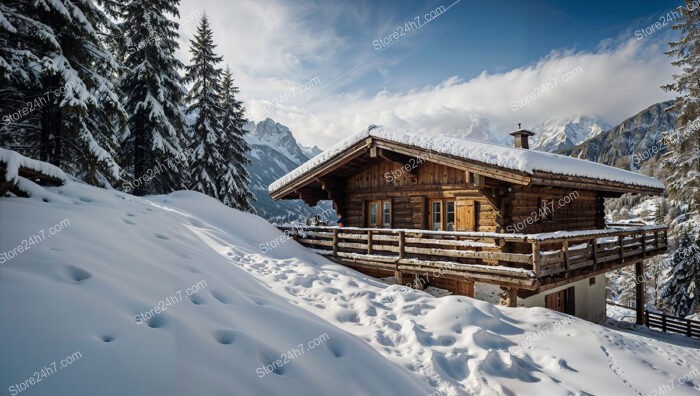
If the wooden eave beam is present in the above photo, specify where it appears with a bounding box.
[530,171,664,195]
[269,139,372,200]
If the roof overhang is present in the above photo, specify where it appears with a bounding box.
[269,135,665,201]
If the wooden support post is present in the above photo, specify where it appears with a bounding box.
[635,261,644,325]
[507,287,518,307]
[531,241,541,276]
[562,240,569,275]
[590,238,598,271]
[332,228,339,255]
[687,318,693,337]
[398,231,406,259]
[367,230,373,255]
[500,286,518,307]
[394,269,405,286]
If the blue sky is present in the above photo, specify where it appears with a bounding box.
[178,0,681,148]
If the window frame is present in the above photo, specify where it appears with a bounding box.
[367,200,391,228]
[430,199,456,231]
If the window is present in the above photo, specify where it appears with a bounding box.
[431,201,442,230]
[382,201,391,227]
[589,277,596,286]
[430,199,456,231]
[446,201,455,231]
[539,197,554,222]
[369,202,378,227]
[367,200,391,228]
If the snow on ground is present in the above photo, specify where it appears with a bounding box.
[1,177,699,395]
[0,182,430,396]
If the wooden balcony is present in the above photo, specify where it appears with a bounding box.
[276,224,668,291]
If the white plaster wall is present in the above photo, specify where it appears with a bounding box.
[520,274,607,322]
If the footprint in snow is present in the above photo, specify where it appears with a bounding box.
[63,265,92,283]
[213,330,237,345]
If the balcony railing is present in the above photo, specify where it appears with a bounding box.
[276,224,667,289]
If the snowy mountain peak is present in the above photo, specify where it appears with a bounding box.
[531,115,611,152]
[300,144,323,159]
[245,118,308,164]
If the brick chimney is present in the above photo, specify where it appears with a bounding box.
[510,124,535,149]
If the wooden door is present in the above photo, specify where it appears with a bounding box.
[455,199,476,231]
[545,287,575,314]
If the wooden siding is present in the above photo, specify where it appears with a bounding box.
[343,159,499,232]
[503,186,602,234]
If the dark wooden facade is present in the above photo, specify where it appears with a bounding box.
[342,157,606,236]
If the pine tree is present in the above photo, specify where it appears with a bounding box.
[660,225,700,316]
[184,15,225,199]
[0,0,124,186]
[654,199,669,224]
[218,67,255,212]
[662,1,700,213]
[114,0,190,195]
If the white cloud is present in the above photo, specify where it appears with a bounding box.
[177,1,677,149]
[258,37,676,148]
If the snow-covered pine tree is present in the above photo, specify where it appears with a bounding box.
[113,0,190,195]
[184,15,225,199]
[0,0,124,187]
[654,199,668,224]
[663,1,700,213]
[218,66,255,212]
[660,225,700,316]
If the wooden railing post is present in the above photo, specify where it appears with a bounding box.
[367,230,373,255]
[332,228,339,255]
[641,231,646,256]
[662,313,667,332]
[654,230,659,250]
[398,231,406,259]
[644,310,649,327]
[618,234,624,261]
[590,238,598,271]
[531,241,541,275]
[635,261,644,325]
[687,318,692,337]
[562,240,569,274]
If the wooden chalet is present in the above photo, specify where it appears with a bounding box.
[268,126,667,323]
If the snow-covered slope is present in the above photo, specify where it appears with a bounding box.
[531,115,611,152]
[1,168,698,395]
[0,181,430,396]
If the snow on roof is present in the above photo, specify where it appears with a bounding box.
[269,126,665,193]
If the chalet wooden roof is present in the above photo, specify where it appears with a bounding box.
[269,126,665,199]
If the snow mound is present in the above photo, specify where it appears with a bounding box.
[269,125,665,193]
[0,181,431,396]
[1,168,697,395]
